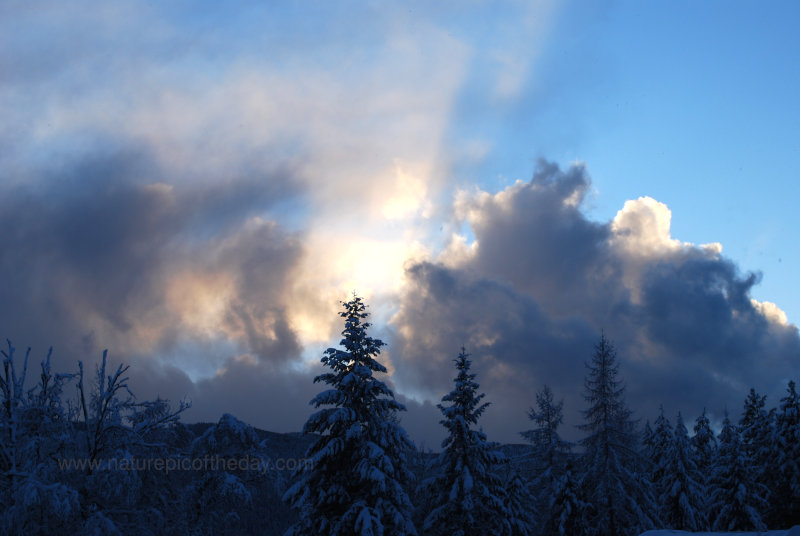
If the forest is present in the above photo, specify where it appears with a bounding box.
[1,295,798,536]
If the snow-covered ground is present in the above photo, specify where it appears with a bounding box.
[641,527,800,536]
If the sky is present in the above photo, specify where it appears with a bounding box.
[2,0,799,446]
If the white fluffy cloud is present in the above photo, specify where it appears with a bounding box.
[611,196,724,258]
[610,196,725,303]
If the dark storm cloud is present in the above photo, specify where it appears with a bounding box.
[466,160,631,319]
[391,160,800,442]
[0,148,304,373]
[629,254,800,406]
[392,261,596,395]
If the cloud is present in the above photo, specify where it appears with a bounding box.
[0,149,303,377]
[390,160,800,443]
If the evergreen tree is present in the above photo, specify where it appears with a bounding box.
[187,414,273,535]
[283,295,416,536]
[740,389,769,454]
[423,348,512,536]
[690,408,716,531]
[502,466,537,536]
[543,459,590,536]
[578,334,658,536]
[658,413,706,531]
[690,408,717,476]
[774,380,800,526]
[520,384,571,514]
[709,412,766,532]
[739,388,775,516]
[648,406,672,502]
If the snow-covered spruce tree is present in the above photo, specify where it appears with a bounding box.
[690,408,717,477]
[739,388,776,522]
[740,389,771,458]
[408,446,436,531]
[283,295,416,536]
[774,380,800,527]
[708,412,767,532]
[186,414,270,535]
[502,466,537,536]
[578,334,658,536]
[690,408,716,531]
[543,459,590,536]
[648,405,673,503]
[521,384,571,511]
[658,413,706,531]
[423,348,513,536]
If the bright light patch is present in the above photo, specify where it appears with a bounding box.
[611,196,683,257]
[287,229,432,355]
[288,302,340,347]
[334,238,428,296]
[751,298,790,326]
[380,159,431,220]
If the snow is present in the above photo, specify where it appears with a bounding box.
[640,529,800,535]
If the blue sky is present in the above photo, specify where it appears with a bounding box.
[1,0,798,444]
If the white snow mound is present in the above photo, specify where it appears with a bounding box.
[641,530,797,536]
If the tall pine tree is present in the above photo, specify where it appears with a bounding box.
[502,466,537,536]
[690,408,716,531]
[423,348,514,536]
[283,295,416,536]
[739,387,775,520]
[709,412,766,532]
[658,412,706,531]
[690,408,717,477]
[543,459,590,536]
[520,384,571,514]
[648,405,673,502]
[579,334,658,536]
